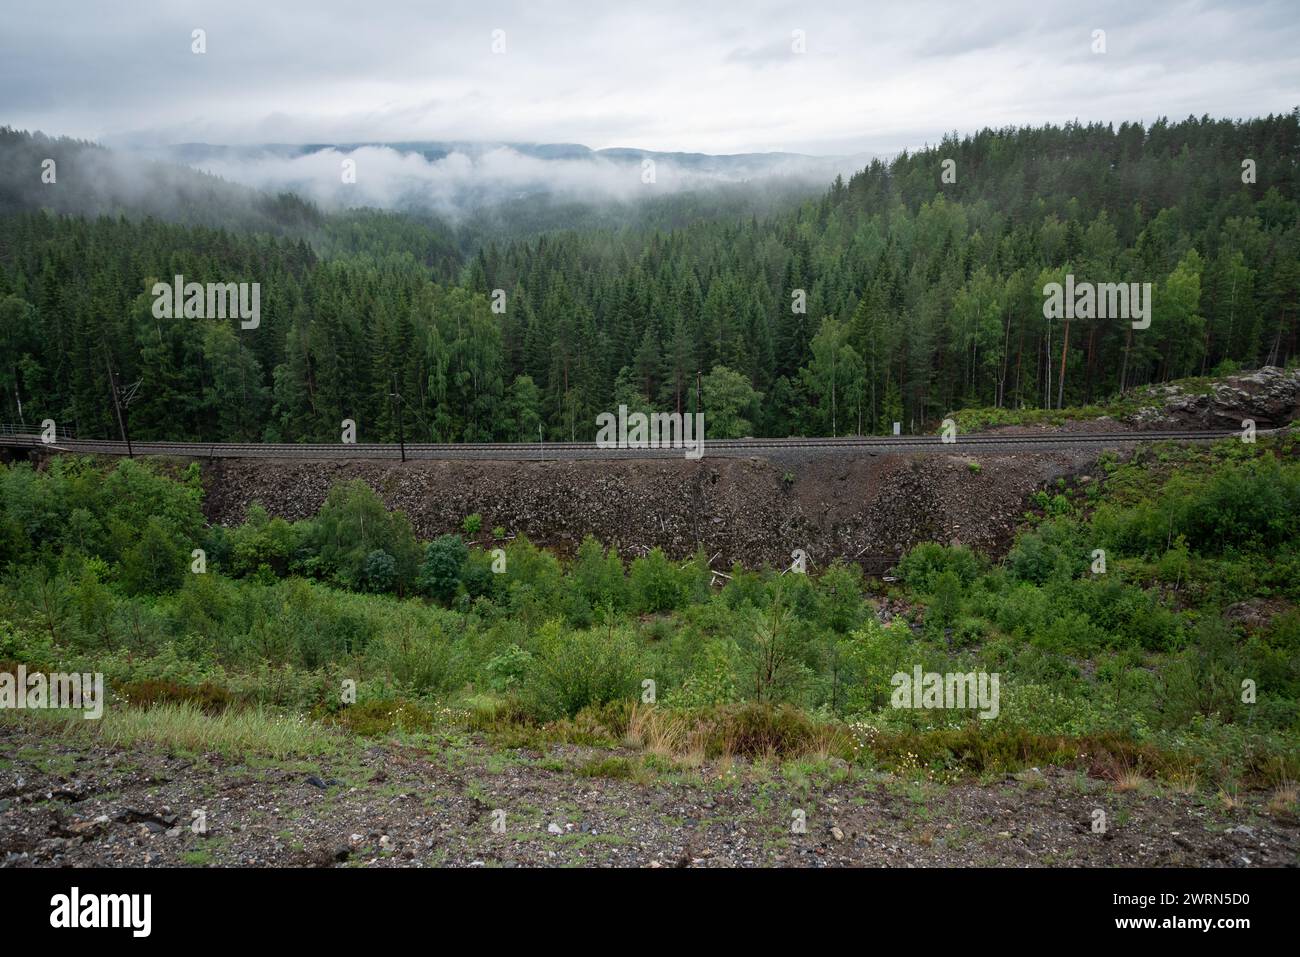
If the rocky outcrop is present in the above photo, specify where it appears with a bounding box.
[1126,366,1300,429]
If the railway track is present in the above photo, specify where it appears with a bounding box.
[0,429,1251,460]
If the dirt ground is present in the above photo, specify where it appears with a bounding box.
[2,724,1295,868]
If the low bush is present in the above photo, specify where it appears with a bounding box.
[114,678,235,715]
[315,697,436,736]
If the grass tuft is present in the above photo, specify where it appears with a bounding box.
[2,702,339,758]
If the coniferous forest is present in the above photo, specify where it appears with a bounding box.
[2,112,1297,444]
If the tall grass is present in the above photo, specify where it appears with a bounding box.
[1,702,340,758]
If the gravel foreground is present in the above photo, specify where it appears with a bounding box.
[2,725,1296,868]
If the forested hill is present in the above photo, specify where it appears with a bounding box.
[1,112,1297,444]
[0,127,465,277]
[0,127,325,234]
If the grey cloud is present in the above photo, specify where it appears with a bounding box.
[725,39,800,68]
[1,0,1296,157]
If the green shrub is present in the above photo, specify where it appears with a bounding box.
[629,547,683,613]
[318,698,435,735]
[1180,459,1300,553]
[119,517,188,595]
[522,620,639,720]
[571,536,630,612]
[500,535,564,616]
[926,570,964,634]
[733,595,815,704]
[897,542,983,592]
[672,638,739,708]
[226,504,299,578]
[305,480,421,592]
[419,534,467,603]
[576,755,635,778]
[361,549,397,593]
[485,643,532,692]
[707,702,825,758]
[362,606,453,694]
[115,678,235,715]
[461,548,498,601]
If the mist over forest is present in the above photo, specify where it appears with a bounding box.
[153,139,865,217]
[0,128,852,243]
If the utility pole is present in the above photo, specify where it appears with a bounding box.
[1044,317,1053,412]
[389,376,406,462]
[104,348,134,458]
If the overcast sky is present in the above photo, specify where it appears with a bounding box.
[2,0,1297,156]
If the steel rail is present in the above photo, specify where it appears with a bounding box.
[0,429,1255,459]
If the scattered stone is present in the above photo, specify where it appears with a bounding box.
[3,716,1297,868]
[67,815,109,835]
[115,808,178,828]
